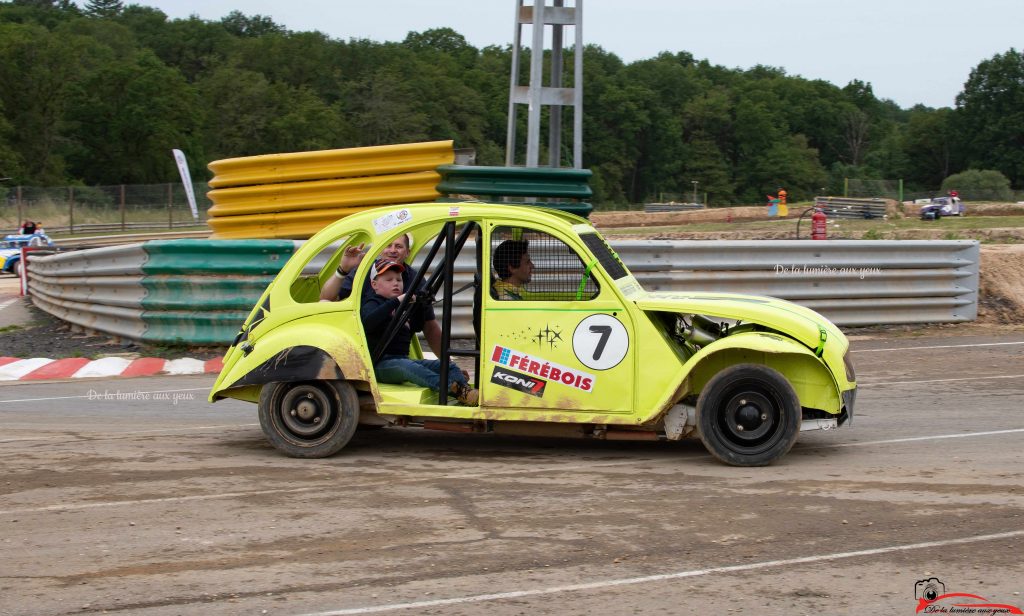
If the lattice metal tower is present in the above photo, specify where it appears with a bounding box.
[505,0,583,169]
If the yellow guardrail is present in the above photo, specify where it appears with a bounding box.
[206,141,454,239]
[208,207,377,240]
[207,140,454,188]
[208,171,440,217]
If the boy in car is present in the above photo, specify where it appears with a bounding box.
[361,258,478,405]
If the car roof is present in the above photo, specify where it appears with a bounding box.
[317,201,593,241]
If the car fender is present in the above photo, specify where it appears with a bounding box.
[0,250,18,273]
[209,318,373,403]
[664,331,842,418]
[4,254,20,272]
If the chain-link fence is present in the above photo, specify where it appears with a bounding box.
[845,179,903,200]
[643,192,705,206]
[0,182,212,235]
[845,178,1024,203]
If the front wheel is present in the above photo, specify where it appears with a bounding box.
[258,380,359,458]
[696,364,800,466]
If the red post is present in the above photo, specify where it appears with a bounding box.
[19,246,28,296]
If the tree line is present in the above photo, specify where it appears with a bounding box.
[1,0,1021,205]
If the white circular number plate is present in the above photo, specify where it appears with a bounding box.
[572,314,628,370]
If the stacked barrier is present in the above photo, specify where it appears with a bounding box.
[436,165,594,217]
[206,141,454,239]
[27,238,979,345]
[814,197,890,220]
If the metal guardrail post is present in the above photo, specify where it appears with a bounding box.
[68,186,75,234]
[120,184,126,232]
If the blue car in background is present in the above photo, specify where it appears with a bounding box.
[0,232,54,276]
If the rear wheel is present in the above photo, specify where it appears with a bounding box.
[258,380,359,458]
[696,364,800,466]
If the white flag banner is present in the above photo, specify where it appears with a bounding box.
[172,149,199,220]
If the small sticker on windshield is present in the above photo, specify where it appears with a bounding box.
[372,208,413,235]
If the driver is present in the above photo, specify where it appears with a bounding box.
[492,239,533,301]
[319,232,443,355]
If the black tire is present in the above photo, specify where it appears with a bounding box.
[12,261,21,277]
[696,364,801,466]
[258,380,359,458]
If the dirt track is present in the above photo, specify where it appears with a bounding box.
[1,330,1022,615]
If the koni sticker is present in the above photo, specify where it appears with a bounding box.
[490,345,594,393]
[490,366,546,397]
[372,208,412,234]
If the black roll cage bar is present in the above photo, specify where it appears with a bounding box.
[371,221,481,405]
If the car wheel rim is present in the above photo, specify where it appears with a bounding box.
[278,384,335,439]
[713,381,786,454]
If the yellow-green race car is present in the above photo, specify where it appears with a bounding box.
[210,203,856,466]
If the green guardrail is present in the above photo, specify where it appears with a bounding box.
[141,310,253,345]
[142,239,296,275]
[140,276,276,311]
[137,239,296,344]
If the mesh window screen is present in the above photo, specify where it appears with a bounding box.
[579,233,628,280]
[491,227,599,301]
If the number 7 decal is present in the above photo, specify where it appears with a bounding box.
[588,325,612,360]
[573,314,629,370]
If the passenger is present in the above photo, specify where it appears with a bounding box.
[19,220,36,235]
[319,233,443,355]
[361,258,478,405]
[492,239,533,300]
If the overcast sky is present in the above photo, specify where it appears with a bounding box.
[133,0,1022,109]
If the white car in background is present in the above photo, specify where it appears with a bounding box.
[920,196,965,219]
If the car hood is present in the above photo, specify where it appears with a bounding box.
[633,290,847,354]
